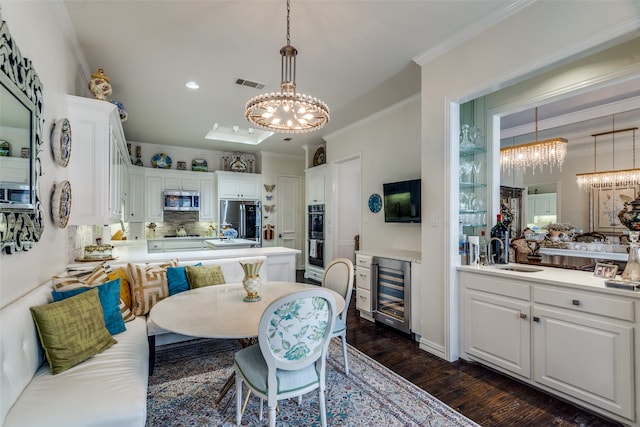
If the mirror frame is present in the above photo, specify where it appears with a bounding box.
[0,15,44,254]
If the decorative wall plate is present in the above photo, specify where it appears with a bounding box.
[192,159,208,172]
[151,153,172,168]
[313,147,325,166]
[51,118,72,167]
[51,180,72,228]
[368,193,382,213]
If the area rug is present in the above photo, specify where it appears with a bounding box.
[146,338,479,426]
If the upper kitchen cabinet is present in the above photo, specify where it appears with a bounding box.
[126,167,145,222]
[215,171,261,200]
[67,95,130,225]
[306,164,327,205]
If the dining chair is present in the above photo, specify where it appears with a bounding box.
[322,257,354,375]
[234,288,337,427]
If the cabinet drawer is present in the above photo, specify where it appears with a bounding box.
[356,288,371,312]
[534,286,634,322]
[355,266,370,290]
[460,271,530,301]
[356,254,372,268]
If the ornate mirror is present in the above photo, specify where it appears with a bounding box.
[0,14,44,254]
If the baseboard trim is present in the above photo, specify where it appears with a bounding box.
[418,338,446,360]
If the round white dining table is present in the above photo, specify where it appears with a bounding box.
[149,281,345,339]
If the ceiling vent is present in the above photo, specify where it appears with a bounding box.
[235,78,265,90]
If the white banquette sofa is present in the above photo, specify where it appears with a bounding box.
[0,255,267,427]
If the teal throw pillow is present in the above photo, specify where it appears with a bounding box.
[167,263,202,295]
[52,278,125,335]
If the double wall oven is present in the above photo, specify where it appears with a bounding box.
[308,204,324,267]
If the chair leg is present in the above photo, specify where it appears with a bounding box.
[268,404,276,427]
[341,334,349,376]
[235,373,242,425]
[319,388,327,427]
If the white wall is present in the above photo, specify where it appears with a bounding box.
[325,96,422,253]
[0,2,83,307]
[418,1,640,360]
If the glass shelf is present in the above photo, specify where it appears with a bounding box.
[460,182,487,189]
[459,209,488,214]
[459,145,486,156]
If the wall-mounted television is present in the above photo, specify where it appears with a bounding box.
[383,179,421,223]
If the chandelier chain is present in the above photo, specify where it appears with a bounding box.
[286,0,291,46]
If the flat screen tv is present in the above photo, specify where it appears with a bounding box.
[383,179,421,223]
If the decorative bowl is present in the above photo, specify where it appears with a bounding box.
[151,153,172,169]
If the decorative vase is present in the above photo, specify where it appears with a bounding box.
[240,260,263,302]
[88,68,112,101]
[622,231,640,281]
[618,195,640,231]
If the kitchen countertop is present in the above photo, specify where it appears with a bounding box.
[355,249,421,263]
[68,241,300,268]
[457,263,640,298]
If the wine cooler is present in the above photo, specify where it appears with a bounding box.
[372,257,411,334]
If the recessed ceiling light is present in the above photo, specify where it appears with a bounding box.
[185,81,200,89]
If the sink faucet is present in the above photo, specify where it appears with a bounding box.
[485,237,504,265]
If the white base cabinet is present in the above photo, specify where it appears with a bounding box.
[460,270,638,425]
[355,254,373,321]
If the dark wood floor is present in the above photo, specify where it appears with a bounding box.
[298,272,623,427]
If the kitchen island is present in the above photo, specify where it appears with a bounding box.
[457,264,640,426]
[69,241,301,282]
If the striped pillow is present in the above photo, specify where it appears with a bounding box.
[53,262,135,322]
[128,259,178,316]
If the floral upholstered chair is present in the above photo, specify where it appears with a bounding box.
[322,258,354,375]
[234,289,337,427]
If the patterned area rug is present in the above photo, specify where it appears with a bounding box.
[147,339,479,426]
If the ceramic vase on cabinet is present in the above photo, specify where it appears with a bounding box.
[618,197,640,281]
[240,260,263,302]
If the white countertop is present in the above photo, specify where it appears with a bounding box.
[69,241,300,268]
[457,263,640,298]
[356,249,421,263]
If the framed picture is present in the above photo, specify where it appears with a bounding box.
[177,161,187,170]
[591,186,637,232]
[593,262,618,279]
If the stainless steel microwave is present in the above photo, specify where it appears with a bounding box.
[0,182,32,209]
[163,190,200,211]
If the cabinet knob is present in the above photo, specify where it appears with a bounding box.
[533,316,540,323]
[571,299,580,306]
[519,313,527,319]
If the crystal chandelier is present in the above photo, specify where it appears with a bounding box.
[500,107,567,174]
[245,0,329,134]
[576,127,639,190]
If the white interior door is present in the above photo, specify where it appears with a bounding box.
[276,175,303,269]
[334,156,361,263]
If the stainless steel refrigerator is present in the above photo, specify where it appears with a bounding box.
[219,199,261,246]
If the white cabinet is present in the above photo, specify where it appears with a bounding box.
[215,171,261,200]
[533,286,635,420]
[459,270,637,424]
[527,193,556,224]
[199,177,215,221]
[145,174,163,222]
[67,95,130,225]
[460,273,531,379]
[306,166,326,204]
[0,157,29,184]
[355,254,374,322]
[164,176,198,191]
[126,167,145,221]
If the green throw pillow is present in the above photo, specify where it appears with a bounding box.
[185,265,226,288]
[30,288,117,375]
